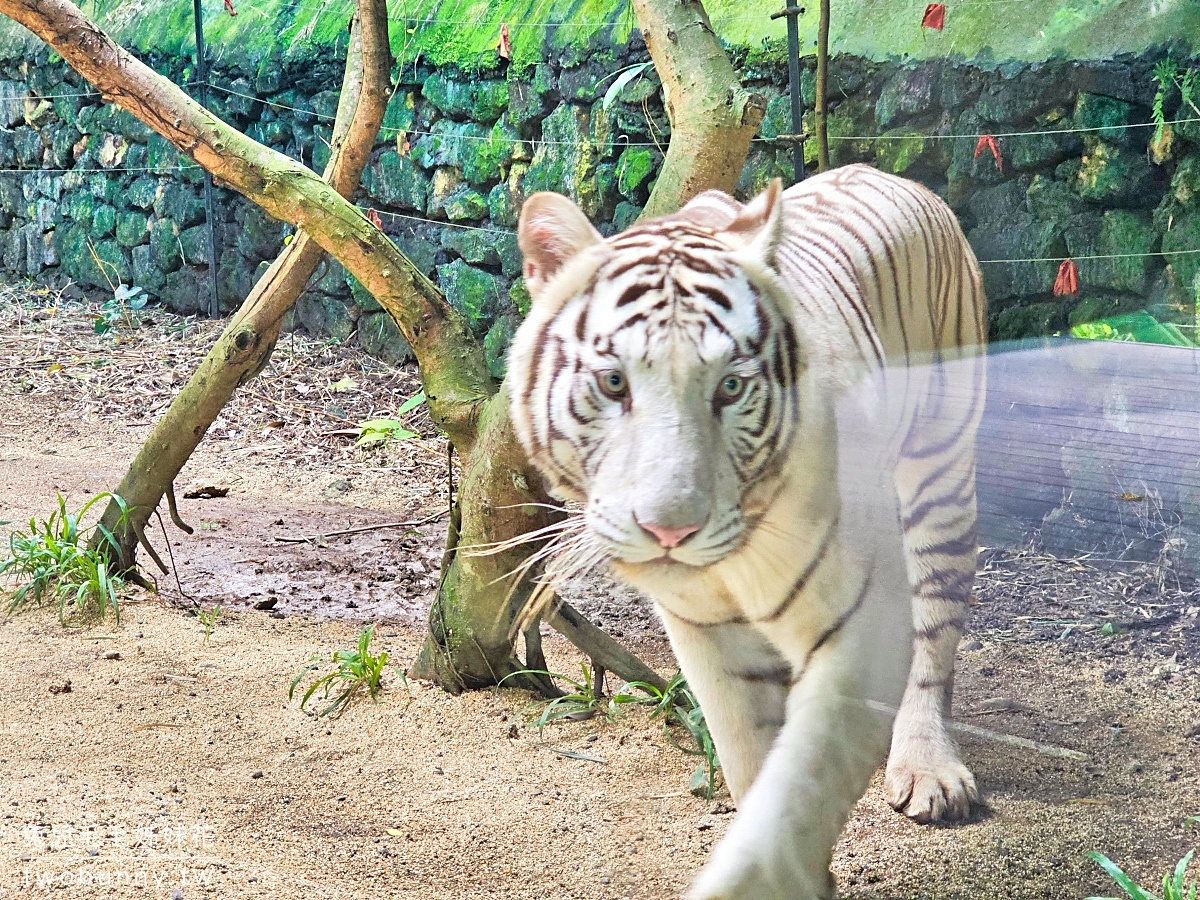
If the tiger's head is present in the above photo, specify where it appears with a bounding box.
[506,181,803,574]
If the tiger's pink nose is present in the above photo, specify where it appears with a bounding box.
[639,521,701,549]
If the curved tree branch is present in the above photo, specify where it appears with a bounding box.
[634,0,766,217]
[89,0,391,567]
[0,0,494,451]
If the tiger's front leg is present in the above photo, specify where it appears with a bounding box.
[657,612,790,802]
[686,569,913,900]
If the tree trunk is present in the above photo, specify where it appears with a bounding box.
[89,0,391,569]
[412,384,562,694]
[636,0,766,218]
[413,0,763,690]
[814,0,831,172]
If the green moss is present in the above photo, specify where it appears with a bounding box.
[114,210,150,249]
[437,258,501,331]
[510,277,532,316]
[90,204,116,239]
[874,130,926,175]
[1163,211,1200,293]
[362,151,430,212]
[484,314,521,378]
[1074,140,1152,203]
[616,148,655,198]
[0,0,1198,69]
[1072,93,1132,139]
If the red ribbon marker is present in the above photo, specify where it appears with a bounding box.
[367,208,384,229]
[974,134,1002,173]
[224,0,238,15]
[498,24,512,60]
[1053,258,1080,298]
[921,3,945,30]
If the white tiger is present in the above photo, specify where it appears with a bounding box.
[507,164,987,898]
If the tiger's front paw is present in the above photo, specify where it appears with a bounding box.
[885,744,979,824]
[686,852,835,900]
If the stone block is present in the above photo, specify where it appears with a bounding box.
[422,72,508,123]
[437,258,502,332]
[362,150,430,212]
[357,311,414,364]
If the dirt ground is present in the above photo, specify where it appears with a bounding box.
[0,288,1198,899]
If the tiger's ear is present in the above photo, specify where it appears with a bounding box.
[723,178,784,268]
[518,192,604,297]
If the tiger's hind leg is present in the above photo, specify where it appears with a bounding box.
[885,450,981,824]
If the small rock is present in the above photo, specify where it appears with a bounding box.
[49,678,72,695]
[86,848,98,857]
[1103,668,1126,684]
[1125,760,1143,774]
[962,640,983,651]
[181,487,228,501]
[250,770,263,779]
[322,478,353,498]
[104,651,121,660]
[253,597,278,611]
[433,766,444,775]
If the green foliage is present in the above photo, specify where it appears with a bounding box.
[197,604,222,643]
[0,493,128,623]
[1152,59,1200,160]
[1087,849,1196,900]
[289,623,391,717]
[1071,311,1195,348]
[503,667,722,797]
[93,284,147,335]
[615,673,722,800]
[502,663,613,732]
[355,392,425,446]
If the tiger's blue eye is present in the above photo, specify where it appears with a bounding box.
[598,369,627,399]
[718,374,746,402]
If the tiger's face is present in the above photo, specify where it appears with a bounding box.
[507,183,802,573]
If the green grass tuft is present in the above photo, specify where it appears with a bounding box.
[1088,848,1197,900]
[0,493,128,624]
[505,666,723,799]
[289,623,392,717]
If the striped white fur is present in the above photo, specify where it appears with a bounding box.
[507,164,986,899]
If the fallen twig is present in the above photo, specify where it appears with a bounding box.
[273,508,449,543]
[949,720,1089,761]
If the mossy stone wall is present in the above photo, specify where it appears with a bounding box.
[3,38,1200,368]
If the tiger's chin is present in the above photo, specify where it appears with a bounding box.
[610,547,734,587]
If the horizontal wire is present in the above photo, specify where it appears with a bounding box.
[0,164,198,174]
[202,82,1200,150]
[371,207,515,234]
[830,116,1200,142]
[978,246,1200,265]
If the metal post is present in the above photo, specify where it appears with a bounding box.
[192,0,221,318]
[770,1,807,183]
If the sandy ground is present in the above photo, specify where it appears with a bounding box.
[0,291,1198,899]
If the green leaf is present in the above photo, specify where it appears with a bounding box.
[329,375,358,392]
[396,392,426,415]
[1088,852,1156,900]
[601,62,652,109]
